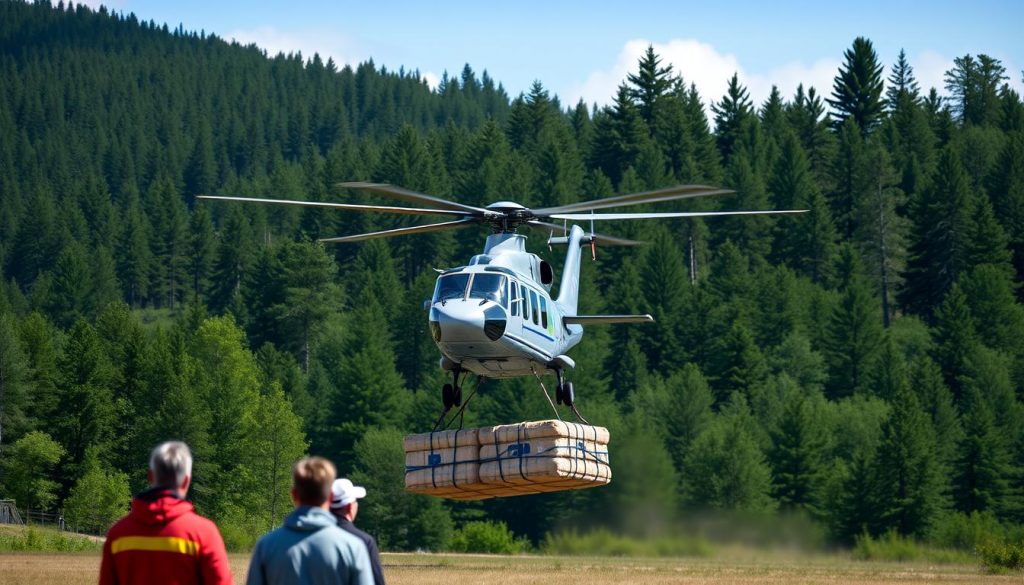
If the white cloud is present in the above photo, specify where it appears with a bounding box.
[422,71,441,90]
[913,50,952,95]
[564,38,840,114]
[565,39,1024,120]
[226,26,360,68]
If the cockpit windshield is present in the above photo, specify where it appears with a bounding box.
[433,274,470,302]
[469,274,507,307]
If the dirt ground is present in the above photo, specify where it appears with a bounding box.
[0,551,1016,585]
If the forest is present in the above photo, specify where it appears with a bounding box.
[1,0,1024,553]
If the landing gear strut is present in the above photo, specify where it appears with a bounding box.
[554,369,575,408]
[442,365,464,410]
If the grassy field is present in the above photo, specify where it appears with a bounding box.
[1,550,1018,585]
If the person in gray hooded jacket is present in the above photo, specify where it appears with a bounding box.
[246,457,373,585]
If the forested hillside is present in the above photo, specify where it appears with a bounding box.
[2,0,1024,551]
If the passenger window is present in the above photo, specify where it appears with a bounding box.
[530,290,539,326]
[521,285,530,320]
[540,296,548,329]
[509,281,519,317]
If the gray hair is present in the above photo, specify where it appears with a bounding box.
[149,441,193,489]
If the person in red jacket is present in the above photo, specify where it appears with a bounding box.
[99,441,232,585]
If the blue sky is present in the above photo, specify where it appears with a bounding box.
[82,0,1023,109]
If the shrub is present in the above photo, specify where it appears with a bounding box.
[929,511,1005,551]
[853,530,972,564]
[977,541,1024,573]
[0,526,102,552]
[541,528,713,558]
[449,520,529,554]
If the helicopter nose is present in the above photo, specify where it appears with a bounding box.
[430,302,506,342]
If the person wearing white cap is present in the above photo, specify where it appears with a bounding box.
[329,478,384,585]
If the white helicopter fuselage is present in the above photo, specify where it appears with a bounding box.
[428,228,586,379]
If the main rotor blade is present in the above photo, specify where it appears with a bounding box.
[337,182,490,215]
[319,218,479,243]
[549,209,809,221]
[197,195,473,218]
[526,220,643,247]
[533,185,734,215]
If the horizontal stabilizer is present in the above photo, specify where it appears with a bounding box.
[563,314,654,325]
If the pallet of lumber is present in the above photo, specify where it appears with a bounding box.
[404,420,611,500]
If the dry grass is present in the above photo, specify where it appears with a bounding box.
[0,550,1017,585]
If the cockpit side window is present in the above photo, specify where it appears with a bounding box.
[433,274,470,302]
[468,274,507,307]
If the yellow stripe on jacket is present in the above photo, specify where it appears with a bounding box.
[110,536,200,556]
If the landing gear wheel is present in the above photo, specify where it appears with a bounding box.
[453,385,463,407]
[555,384,564,405]
[442,383,454,410]
[563,382,575,407]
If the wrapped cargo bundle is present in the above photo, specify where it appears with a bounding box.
[477,420,611,497]
[403,428,492,500]
[403,420,611,500]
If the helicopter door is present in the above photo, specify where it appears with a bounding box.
[505,279,523,340]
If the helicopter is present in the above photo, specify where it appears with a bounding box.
[199,182,804,418]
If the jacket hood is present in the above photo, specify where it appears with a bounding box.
[130,488,194,526]
[284,506,338,533]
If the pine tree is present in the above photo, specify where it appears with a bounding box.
[944,54,1008,126]
[885,50,921,111]
[828,37,885,135]
[146,176,188,309]
[590,84,646,187]
[964,191,1014,274]
[0,314,32,448]
[953,386,1011,516]
[662,364,714,474]
[115,186,152,307]
[48,241,92,327]
[270,240,341,372]
[712,74,755,165]
[911,356,961,475]
[872,380,944,536]
[959,265,1024,357]
[903,145,974,318]
[866,335,909,402]
[930,283,979,400]
[54,320,118,479]
[187,205,215,302]
[853,140,907,327]
[823,245,883,398]
[639,225,689,371]
[772,133,837,281]
[987,132,1024,291]
[210,205,255,314]
[627,45,674,127]
[768,392,827,512]
[325,295,408,458]
[722,149,772,262]
[786,84,833,191]
[683,405,775,513]
[720,322,770,400]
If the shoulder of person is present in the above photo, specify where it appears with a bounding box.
[189,511,226,536]
[329,526,366,550]
[103,513,134,539]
